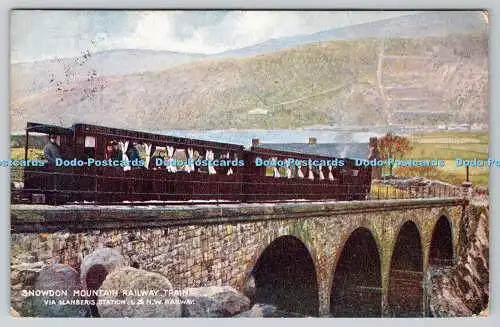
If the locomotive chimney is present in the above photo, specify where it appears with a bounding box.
[308,137,317,145]
[252,138,260,147]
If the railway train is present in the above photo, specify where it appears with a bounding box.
[11,122,372,205]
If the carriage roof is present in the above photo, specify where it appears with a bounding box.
[26,122,74,135]
[26,122,244,152]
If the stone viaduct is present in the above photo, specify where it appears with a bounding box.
[11,198,467,317]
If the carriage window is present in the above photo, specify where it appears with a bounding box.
[217,151,230,174]
[174,149,188,171]
[84,136,96,158]
[85,136,96,147]
[263,157,276,177]
[197,150,208,174]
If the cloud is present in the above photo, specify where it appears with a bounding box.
[11,10,417,61]
[120,11,178,50]
[11,10,134,61]
[119,11,418,54]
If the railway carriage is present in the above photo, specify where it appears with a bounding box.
[12,122,372,205]
[243,147,371,202]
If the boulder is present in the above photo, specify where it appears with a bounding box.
[9,307,20,317]
[429,205,489,317]
[234,303,279,317]
[10,261,44,312]
[243,275,256,303]
[22,264,90,317]
[80,248,126,290]
[180,286,250,317]
[97,267,181,318]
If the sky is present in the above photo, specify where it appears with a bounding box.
[11,10,418,63]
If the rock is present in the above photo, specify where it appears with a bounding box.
[377,176,457,193]
[181,286,250,317]
[234,303,279,317]
[80,247,126,290]
[243,275,256,303]
[97,267,181,318]
[11,253,38,265]
[429,204,489,317]
[479,307,489,316]
[10,307,20,317]
[22,264,90,317]
[10,261,44,312]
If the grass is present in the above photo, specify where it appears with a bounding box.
[10,148,44,161]
[408,132,489,144]
[407,144,489,160]
[402,131,489,186]
[370,184,410,199]
[9,148,44,183]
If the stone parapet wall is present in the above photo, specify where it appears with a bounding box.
[11,199,466,316]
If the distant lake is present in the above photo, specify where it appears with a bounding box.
[158,129,383,147]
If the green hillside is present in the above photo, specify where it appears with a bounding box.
[10,33,488,131]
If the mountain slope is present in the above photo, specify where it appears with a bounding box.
[11,10,487,104]
[10,32,488,132]
[11,49,207,100]
[216,11,487,58]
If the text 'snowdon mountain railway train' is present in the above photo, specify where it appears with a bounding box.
[11,122,372,205]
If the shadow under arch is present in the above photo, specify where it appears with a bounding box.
[330,227,382,317]
[388,220,424,317]
[251,235,319,316]
[429,215,454,267]
[85,264,108,317]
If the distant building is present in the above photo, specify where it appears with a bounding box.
[253,137,370,160]
[248,108,268,115]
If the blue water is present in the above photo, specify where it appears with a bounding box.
[157,129,383,147]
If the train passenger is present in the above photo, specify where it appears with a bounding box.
[126,141,141,161]
[104,142,115,160]
[43,134,62,167]
[110,141,122,161]
[151,149,166,170]
[173,149,188,172]
[126,141,143,169]
[218,152,230,175]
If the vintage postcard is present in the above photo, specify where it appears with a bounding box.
[9,10,489,318]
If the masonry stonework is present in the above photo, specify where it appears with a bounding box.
[11,199,465,316]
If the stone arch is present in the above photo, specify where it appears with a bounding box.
[388,217,425,259]
[248,235,320,316]
[388,220,424,317]
[330,227,382,317]
[428,215,454,267]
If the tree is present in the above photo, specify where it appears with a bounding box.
[377,132,412,176]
